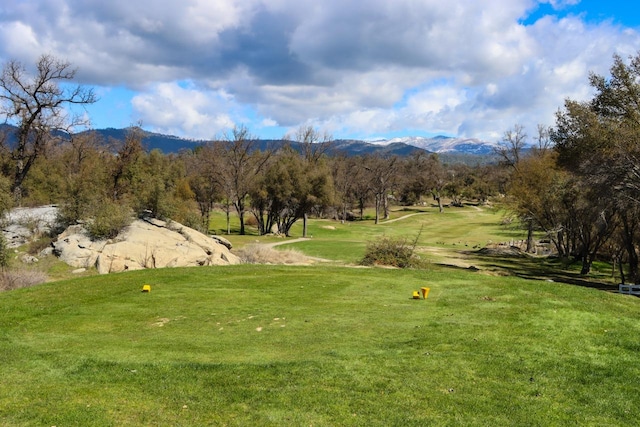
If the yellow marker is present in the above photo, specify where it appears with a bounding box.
[142,284,151,293]
[420,287,430,299]
[412,291,421,299]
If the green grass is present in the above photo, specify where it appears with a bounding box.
[218,204,523,265]
[1,263,639,426]
[1,203,637,425]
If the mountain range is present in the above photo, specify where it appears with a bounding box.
[1,124,499,161]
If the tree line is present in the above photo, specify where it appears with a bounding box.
[3,53,640,283]
[0,119,504,239]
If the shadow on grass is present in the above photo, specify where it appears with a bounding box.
[457,251,619,293]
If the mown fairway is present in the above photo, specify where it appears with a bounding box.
[1,206,639,426]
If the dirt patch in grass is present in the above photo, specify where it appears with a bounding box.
[417,246,476,269]
[237,244,316,265]
[0,270,48,291]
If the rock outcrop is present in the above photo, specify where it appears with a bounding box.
[3,205,58,248]
[52,217,240,274]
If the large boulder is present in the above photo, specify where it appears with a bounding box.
[53,224,108,268]
[52,217,240,274]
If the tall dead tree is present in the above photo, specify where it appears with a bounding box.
[0,54,97,203]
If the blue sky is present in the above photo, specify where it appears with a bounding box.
[1,0,640,142]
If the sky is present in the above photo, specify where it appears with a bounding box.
[1,0,640,142]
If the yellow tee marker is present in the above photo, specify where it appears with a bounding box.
[142,284,151,293]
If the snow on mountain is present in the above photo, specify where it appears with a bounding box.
[370,136,498,155]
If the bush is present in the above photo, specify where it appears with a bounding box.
[28,236,54,255]
[87,201,133,240]
[360,235,425,268]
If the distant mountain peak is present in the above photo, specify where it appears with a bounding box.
[371,135,497,155]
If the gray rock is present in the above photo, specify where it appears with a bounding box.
[3,224,31,248]
[20,254,39,264]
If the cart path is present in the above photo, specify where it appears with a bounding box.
[380,205,483,224]
[262,237,311,248]
[380,212,428,224]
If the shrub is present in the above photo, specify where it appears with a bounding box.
[28,236,54,255]
[0,233,8,271]
[87,201,133,240]
[360,235,425,268]
[244,215,258,228]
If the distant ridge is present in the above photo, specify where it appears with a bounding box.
[0,124,498,161]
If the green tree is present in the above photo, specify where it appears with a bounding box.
[250,147,333,237]
[109,126,145,203]
[185,145,222,231]
[550,53,640,277]
[220,125,271,235]
[0,232,8,271]
[0,173,12,219]
[57,132,110,225]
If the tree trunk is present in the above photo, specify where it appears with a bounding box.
[383,193,390,220]
[239,210,245,235]
[580,254,592,275]
[622,216,639,283]
[627,244,639,283]
[526,220,534,253]
[303,213,308,237]
[374,194,380,224]
[619,255,626,285]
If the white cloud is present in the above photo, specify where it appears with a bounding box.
[0,21,42,60]
[1,0,640,140]
[131,82,237,139]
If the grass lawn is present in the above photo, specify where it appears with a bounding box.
[1,263,639,426]
[215,204,526,265]
[1,203,638,425]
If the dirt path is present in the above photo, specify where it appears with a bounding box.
[258,238,333,264]
[262,237,311,248]
[380,205,484,224]
[379,212,428,224]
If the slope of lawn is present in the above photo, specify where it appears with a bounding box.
[1,262,639,426]
[214,204,526,265]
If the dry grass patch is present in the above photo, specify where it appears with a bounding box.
[236,244,312,265]
[0,269,48,291]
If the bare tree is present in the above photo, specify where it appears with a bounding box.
[365,154,400,224]
[291,125,333,163]
[533,124,553,154]
[494,124,527,170]
[0,54,97,203]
